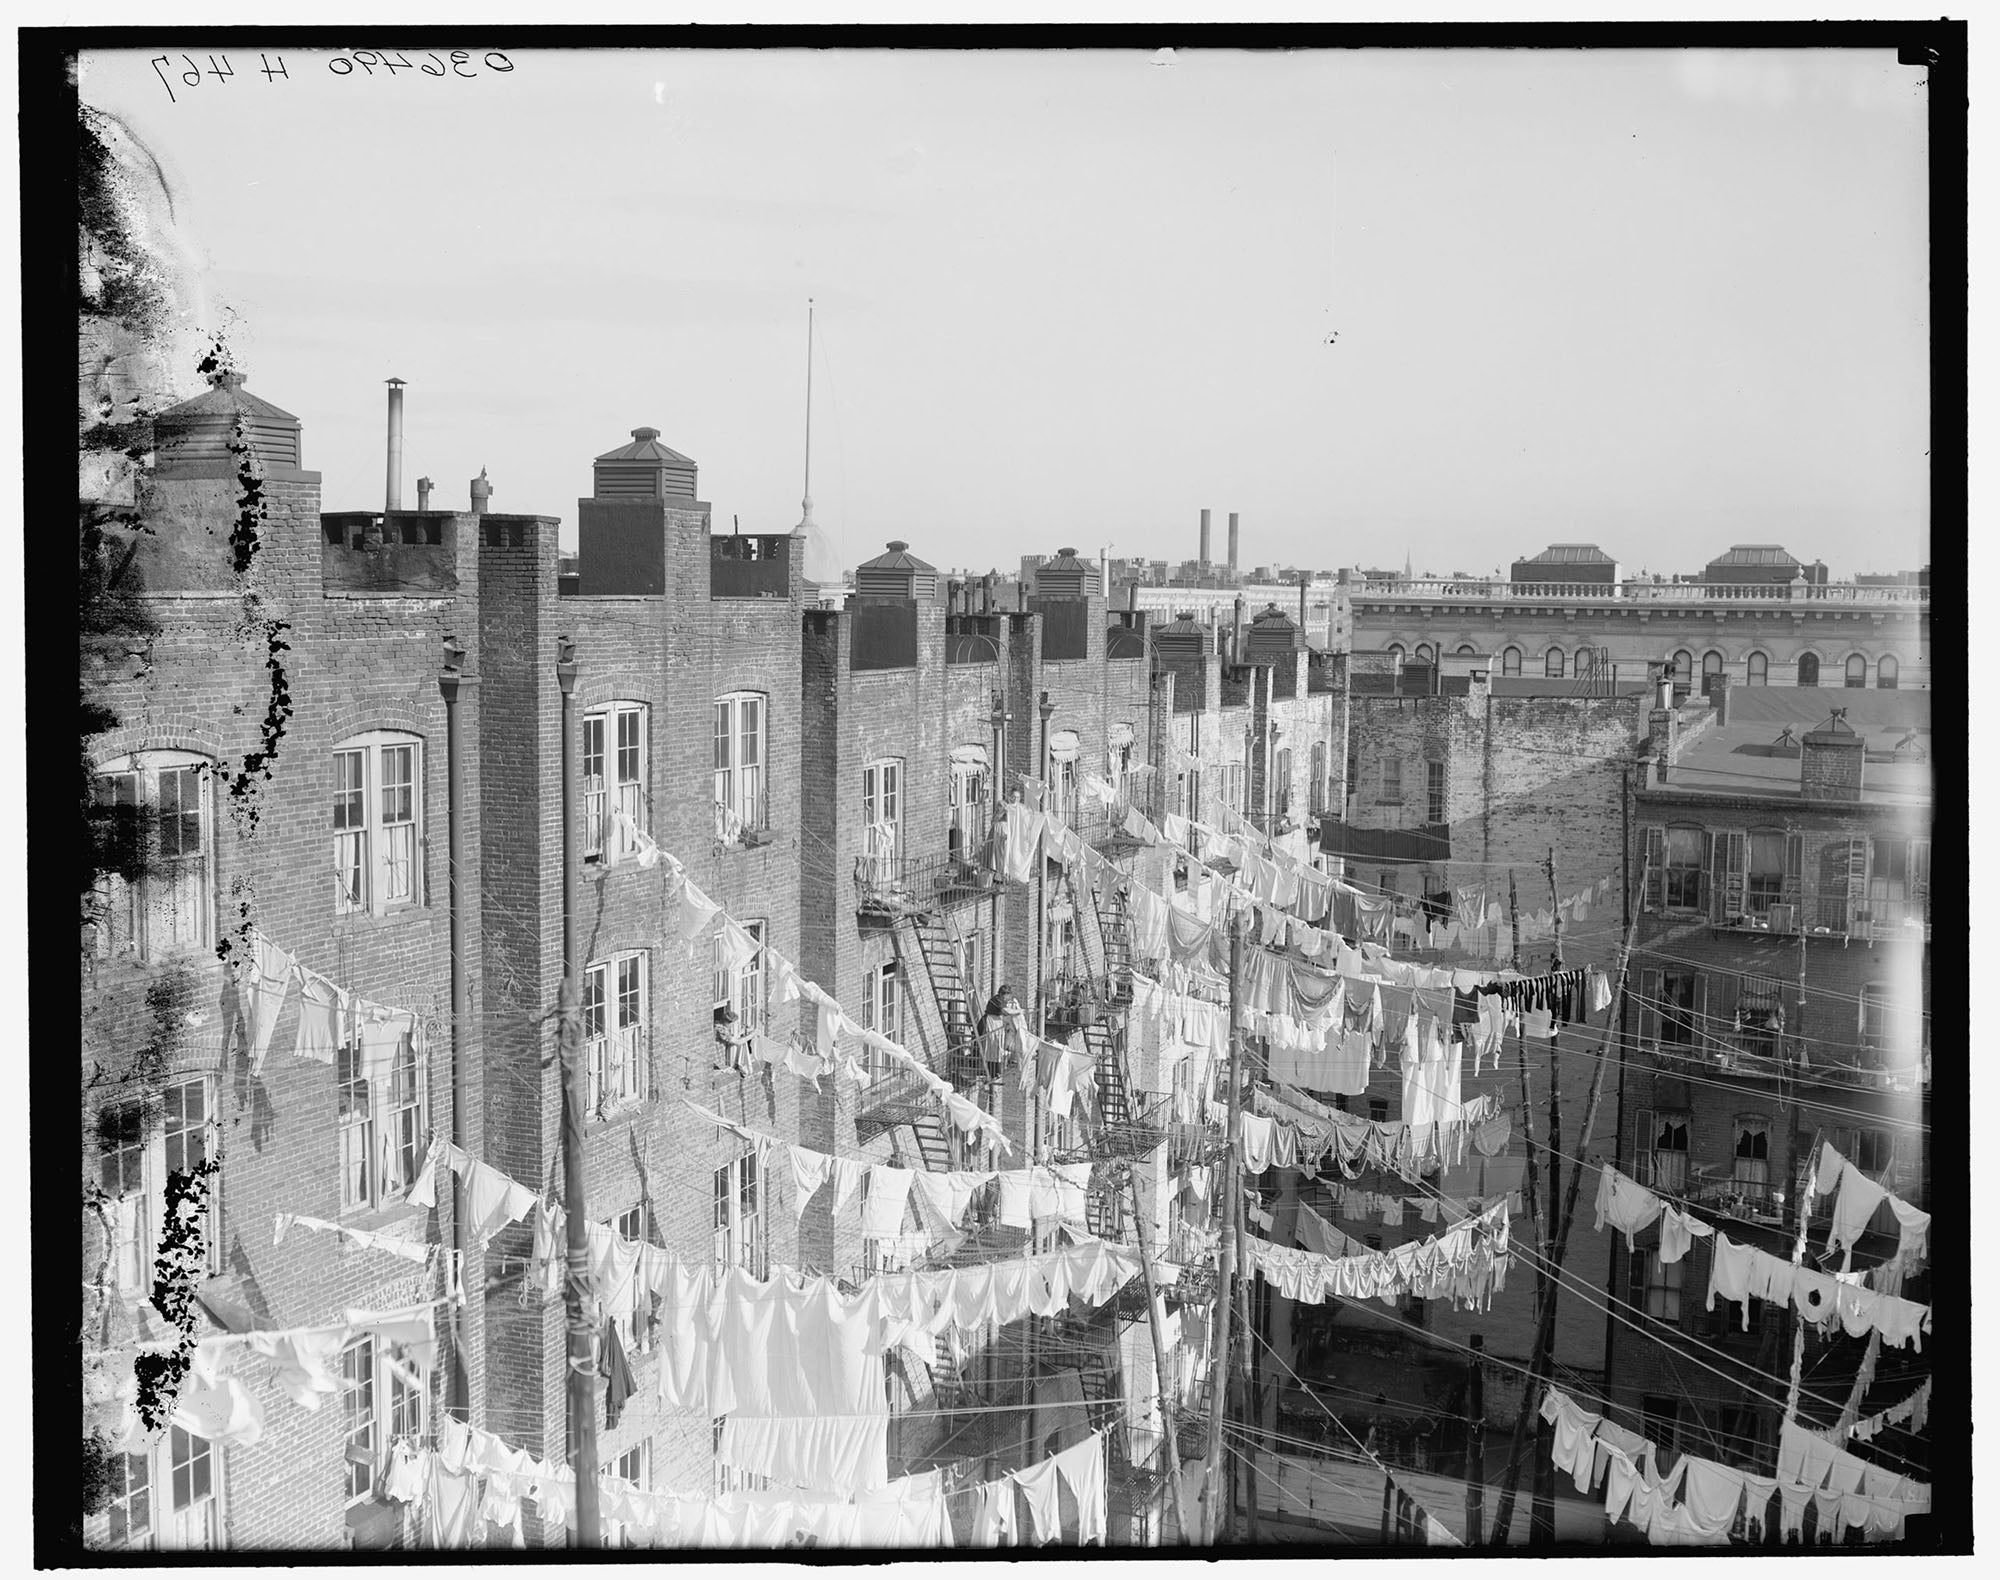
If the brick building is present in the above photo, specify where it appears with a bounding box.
[1350,541,1931,693]
[1601,684,1931,1481]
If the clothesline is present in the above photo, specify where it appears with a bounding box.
[225,926,424,1077]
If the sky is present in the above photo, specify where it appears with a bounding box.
[77,45,1932,580]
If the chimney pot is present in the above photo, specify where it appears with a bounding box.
[631,427,660,441]
[887,540,908,553]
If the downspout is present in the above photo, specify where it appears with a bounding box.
[438,638,474,1424]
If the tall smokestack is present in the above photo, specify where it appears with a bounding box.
[385,378,406,511]
[1232,595,1246,664]
[1199,509,1212,567]
[1228,512,1240,576]
[417,476,433,512]
[469,468,491,516]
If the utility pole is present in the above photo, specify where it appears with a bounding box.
[1464,1334,1486,1546]
[1238,1174,1258,1540]
[555,637,599,1547]
[1201,911,1246,1544]
[1495,867,1545,1547]
[1487,864,1647,1546]
[438,638,474,1424]
[1780,1128,1826,1428]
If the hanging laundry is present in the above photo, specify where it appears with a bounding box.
[602,1318,635,1428]
[861,1166,915,1239]
[292,971,345,1063]
[241,934,295,1073]
[1591,1164,1663,1251]
[1657,1205,1714,1265]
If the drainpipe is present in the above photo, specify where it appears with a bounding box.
[438,638,474,1424]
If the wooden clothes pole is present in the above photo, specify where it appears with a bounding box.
[1124,1161,1192,1542]
[1781,1129,1826,1428]
[555,642,599,1548]
[1530,849,1564,1546]
[1200,913,1246,1544]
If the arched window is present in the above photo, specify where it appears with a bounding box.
[1745,652,1768,686]
[1796,652,1819,687]
[1309,741,1327,814]
[1844,654,1868,688]
[1545,648,1565,679]
[1671,650,1693,686]
[714,692,768,841]
[1501,647,1522,677]
[1455,643,1476,656]
[1413,642,1435,664]
[91,750,215,960]
[1387,643,1405,663]
[1702,651,1724,679]
[332,732,423,916]
[1876,654,1899,690]
[1274,747,1293,818]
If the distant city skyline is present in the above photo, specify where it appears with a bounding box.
[79,46,1931,581]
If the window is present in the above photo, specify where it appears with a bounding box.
[1796,652,1820,687]
[1645,825,1707,912]
[1671,650,1692,687]
[859,960,901,1079]
[1867,838,1930,928]
[1851,1128,1895,1176]
[1735,974,1785,1059]
[584,702,648,860]
[712,923,765,1044]
[1858,983,1917,1066]
[1501,646,1522,678]
[1368,1097,1389,1124]
[1659,971,1700,1050]
[1309,742,1327,815]
[1545,648,1565,679]
[1732,1116,1770,1196]
[331,734,421,916]
[1414,643,1434,664]
[1642,1109,1690,1194]
[336,1024,425,1212]
[1387,643,1405,663]
[612,1206,654,1354]
[713,1418,768,1495]
[99,1076,219,1297]
[949,747,990,862]
[1378,757,1402,805]
[713,693,767,841]
[860,758,903,887]
[603,1442,651,1546]
[713,1151,766,1277]
[101,1428,219,1550]
[1641,1396,1679,1457]
[1455,643,1476,656]
[1844,654,1868,688]
[1876,654,1899,690]
[1702,651,1724,681]
[1274,747,1293,820]
[1630,1248,1684,1323]
[585,952,648,1117]
[1745,831,1789,914]
[1425,760,1446,826]
[1745,652,1768,686]
[1108,724,1136,801]
[90,752,212,959]
[341,1335,377,1502]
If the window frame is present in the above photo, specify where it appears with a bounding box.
[1660,825,1707,912]
[1640,1108,1691,1194]
[859,959,901,1081]
[91,751,215,961]
[713,692,768,842]
[1795,652,1820,687]
[712,1149,767,1278]
[860,757,905,886]
[1378,756,1402,806]
[340,1328,428,1507]
[1702,651,1724,680]
[948,748,991,862]
[1425,759,1446,826]
[1731,1115,1771,1194]
[584,950,649,1119]
[1745,651,1768,686]
[1876,654,1899,690]
[1670,650,1692,687]
[330,732,424,918]
[611,1205,656,1355]
[100,1425,221,1550]
[602,1440,652,1546]
[1501,646,1522,678]
[711,921,766,1042]
[1844,653,1868,688]
[1544,647,1565,679]
[99,1074,221,1298]
[584,701,649,861]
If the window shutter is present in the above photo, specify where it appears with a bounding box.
[1844,837,1870,934]
[1709,834,1728,923]
[1642,828,1665,912]
[1637,971,1660,1048]
[1698,830,1714,914]
[1725,831,1747,920]
[1910,839,1931,918]
[1634,1107,1656,1187]
[1782,832,1805,915]
[1694,974,1709,1059]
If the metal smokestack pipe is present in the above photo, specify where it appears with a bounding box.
[1228,512,1240,576]
[417,476,434,512]
[385,378,406,512]
[1199,509,1212,567]
[1232,595,1246,665]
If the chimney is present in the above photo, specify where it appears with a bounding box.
[385,378,406,511]
[1652,661,1673,713]
[1801,710,1866,802]
[982,572,996,614]
[469,467,491,515]
[1704,671,1731,726]
[1199,509,1212,567]
[1228,512,1240,576]
[416,476,433,512]
[1128,580,1140,612]
[1232,595,1246,664]
[1298,574,1308,631]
